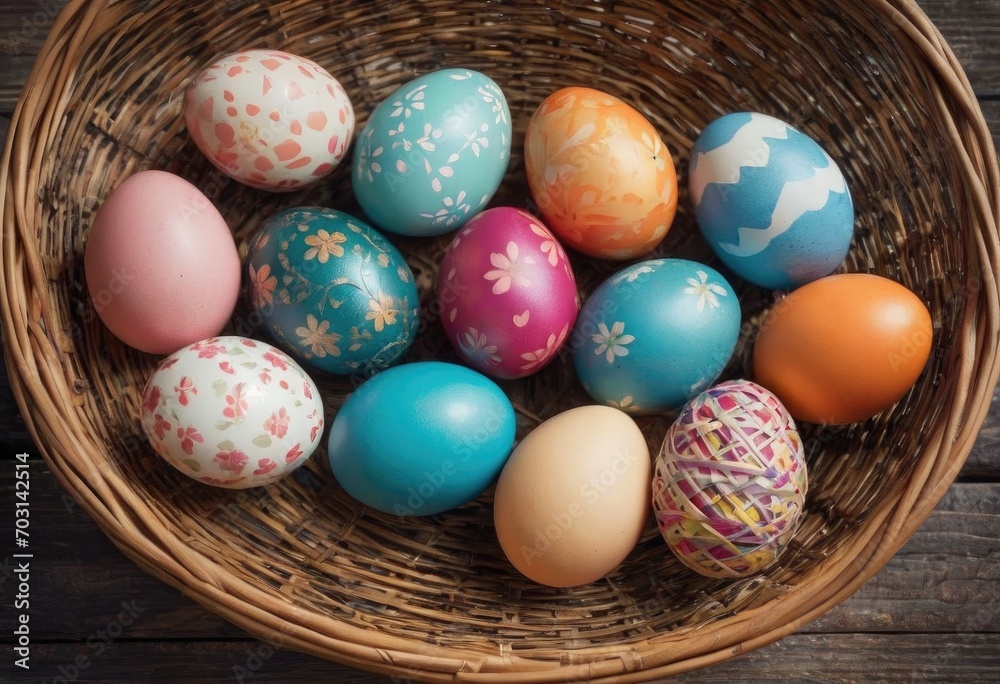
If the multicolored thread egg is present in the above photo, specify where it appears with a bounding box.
[689,112,854,289]
[246,207,419,375]
[652,380,808,578]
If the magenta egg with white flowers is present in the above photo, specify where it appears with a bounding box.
[437,207,579,379]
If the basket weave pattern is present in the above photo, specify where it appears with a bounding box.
[2,0,999,680]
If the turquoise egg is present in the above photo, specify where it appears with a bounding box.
[351,68,512,237]
[246,206,419,375]
[328,361,517,516]
[571,259,741,415]
[689,112,854,290]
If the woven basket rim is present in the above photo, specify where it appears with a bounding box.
[3,0,1000,680]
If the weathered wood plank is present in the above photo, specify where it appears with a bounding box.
[0,0,66,111]
[964,382,1000,479]
[806,483,1000,633]
[681,633,1000,684]
[2,633,998,683]
[981,98,1000,154]
[0,344,32,446]
[918,0,1000,94]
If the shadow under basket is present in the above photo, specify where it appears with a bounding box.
[2,0,999,680]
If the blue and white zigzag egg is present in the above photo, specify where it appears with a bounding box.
[689,112,854,290]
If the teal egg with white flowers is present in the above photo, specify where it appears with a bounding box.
[246,206,419,376]
[351,68,512,237]
[571,259,741,415]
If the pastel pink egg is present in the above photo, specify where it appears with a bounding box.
[438,207,579,379]
[184,49,355,192]
[84,170,241,355]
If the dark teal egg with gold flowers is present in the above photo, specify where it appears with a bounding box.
[246,206,419,375]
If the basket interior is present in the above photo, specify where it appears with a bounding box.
[8,0,992,677]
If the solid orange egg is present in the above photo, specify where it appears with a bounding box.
[752,273,933,425]
[524,87,678,261]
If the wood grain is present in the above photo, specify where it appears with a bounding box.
[918,0,1000,93]
[0,0,998,682]
[980,100,1000,152]
[0,0,66,110]
[807,483,1000,634]
[964,384,1000,478]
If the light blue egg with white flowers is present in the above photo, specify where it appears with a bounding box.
[352,68,512,237]
[571,259,741,415]
[689,112,854,290]
[246,207,419,376]
[328,361,517,516]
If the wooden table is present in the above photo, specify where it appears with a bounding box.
[2,1,998,681]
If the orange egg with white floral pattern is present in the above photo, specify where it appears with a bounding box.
[524,87,678,260]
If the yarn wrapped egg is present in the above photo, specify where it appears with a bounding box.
[652,379,808,578]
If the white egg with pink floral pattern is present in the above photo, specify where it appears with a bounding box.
[438,207,580,380]
[184,49,355,192]
[140,336,325,489]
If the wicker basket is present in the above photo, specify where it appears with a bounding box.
[2,0,998,680]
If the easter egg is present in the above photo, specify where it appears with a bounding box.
[246,207,419,376]
[524,86,678,260]
[84,170,241,355]
[327,362,516,516]
[752,273,933,424]
[351,68,512,236]
[689,112,854,289]
[437,207,579,379]
[493,405,652,587]
[571,258,741,414]
[184,49,355,191]
[140,336,325,489]
[652,379,808,578]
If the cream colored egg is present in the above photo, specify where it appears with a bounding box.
[493,405,651,587]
